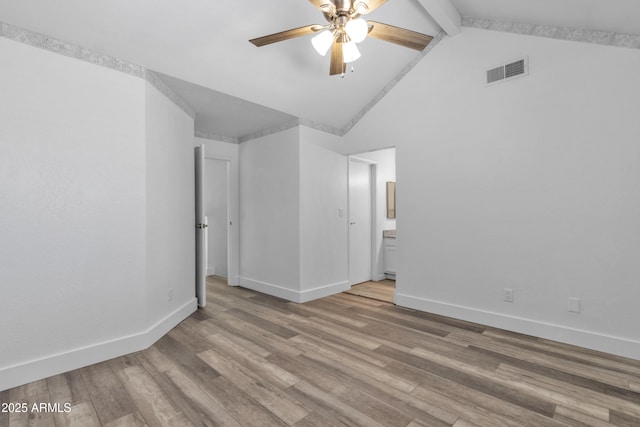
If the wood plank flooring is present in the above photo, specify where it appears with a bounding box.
[346,280,396,303]
[2,276,640,426]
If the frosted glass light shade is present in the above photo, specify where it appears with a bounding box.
[342,40,361,63]
[311,30,334,56]
[345,18,368,43]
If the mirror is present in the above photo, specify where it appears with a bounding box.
[386,181,396,218]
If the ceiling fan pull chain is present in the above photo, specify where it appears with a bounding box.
[341,65,354,79]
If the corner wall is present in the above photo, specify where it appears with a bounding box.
[237,126,350,303]
[239,127,301,300]
[145,81,197,327]
[342,28,640,359]
[0,36,196,391]
[299,129,350,301]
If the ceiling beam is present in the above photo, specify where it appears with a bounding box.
[416,0,461,35]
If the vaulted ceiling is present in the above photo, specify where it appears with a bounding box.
[1,0,638,140]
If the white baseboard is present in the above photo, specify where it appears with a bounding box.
[299,281,350,303]
[394,292,640,361]
[239,277,301,301]
[0,298,197,392]
[372,273,387,282]
[239,277,349,303]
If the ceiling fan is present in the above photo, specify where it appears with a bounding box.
[249,0,434,76]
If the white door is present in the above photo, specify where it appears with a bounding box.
[194,145,207,307]
[349,159,372,286]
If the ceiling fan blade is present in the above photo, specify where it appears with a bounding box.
[250,24,322,47]
[329,39,346,76]
[354,0,388,14]
[367,21,433,51]
[309,0,336,14]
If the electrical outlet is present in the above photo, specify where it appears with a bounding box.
[568,297,581,313]
[168,288,173,302]
[503,288,514,302]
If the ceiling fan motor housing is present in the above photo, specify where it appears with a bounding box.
[333,0,351,13]
[336,15,349,30]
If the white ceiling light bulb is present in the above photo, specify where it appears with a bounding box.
[311,30,334,56]
[345,18,368,43]
[342,39,361,63]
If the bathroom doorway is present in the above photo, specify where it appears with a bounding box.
[346,147,396,303]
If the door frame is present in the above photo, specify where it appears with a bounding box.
[204,154,232,283]
[348,156,377,286]
[195,145,206,307]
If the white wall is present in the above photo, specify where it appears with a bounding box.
[144,81,196,325]
[342,28,640,359]
[239,127,301,299]
[354,148,396,280]
[204,158,229,278]
[299,127,349,301]
[0,38,146,387]
[0,38,196,391]
[237,126,350,302]
[194,137,240,285]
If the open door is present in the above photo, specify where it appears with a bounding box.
[195,144,207,307]
[348,158,373,286]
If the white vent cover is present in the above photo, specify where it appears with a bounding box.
[486,57,528,86]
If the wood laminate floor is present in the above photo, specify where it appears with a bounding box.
[2,276,640,426]
[346,280,396,303]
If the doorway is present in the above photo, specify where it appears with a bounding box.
[204,157,230,280]
[346,148,396,303]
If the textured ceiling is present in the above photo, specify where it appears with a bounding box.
[155,72,298,142]
[0,0,440,138]
[1,0,637,140]
[451,0,640,35]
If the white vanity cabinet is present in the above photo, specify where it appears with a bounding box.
[383,237,397,276]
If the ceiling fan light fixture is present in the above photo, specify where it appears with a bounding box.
[345,18,368,43]
[311,30,334,56]
[251,0,433,76]
[342,40,361,63]
[353,1,369,14]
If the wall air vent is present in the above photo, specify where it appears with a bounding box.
[486,57,528,86]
